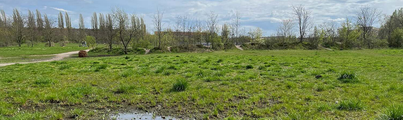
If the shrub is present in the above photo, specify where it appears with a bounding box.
[337,99,363,111]
[86,36,97,48]
[379,105,403,120]
[172,79,188,92]
[338,72,358,83]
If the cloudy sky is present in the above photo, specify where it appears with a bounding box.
[0,0,402,36]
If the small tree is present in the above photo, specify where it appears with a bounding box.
[390,28,403,48]
[43,14,54,47]
[356,7,381,48]
[86,36,97,48]
[293,5,311,43]
[12,9,24,47]
[27,10,36,47]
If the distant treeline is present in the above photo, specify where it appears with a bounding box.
[0,6,403,53]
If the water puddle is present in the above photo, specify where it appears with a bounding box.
[110,112,177,120]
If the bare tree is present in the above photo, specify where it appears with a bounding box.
[91,12,98,42]
[65,12,72,42]
[58,12,64,41]
[98,13,105,44]
[206,11,218,48]
[232,11,241,45]
[27,10,36,47]
[221,23,230,44]
[356,7,381,48]
[58,12,64,29]
[293,5,311,43]
[12,9,24,47]
[113,8,140,54]
[153,9,164,48]
[44,14,54,47]
[0,9,6,27]
[36,9,43,39]
[105,14,115,51]
[79,14,86,42]
[277,19,295,43]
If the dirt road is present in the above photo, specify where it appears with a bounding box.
[235,45,244,51]
[0,50,89,67]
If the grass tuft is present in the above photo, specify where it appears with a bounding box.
[379,105,403,120]
[94,64,108,72]
[337,99,363,111]
[172,79,188,92]
[338,72,358,83]
[115,85,135,94]
[246,65,254,69]
[34,77,53,87]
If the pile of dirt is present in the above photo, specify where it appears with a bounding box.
[79,50,88,57]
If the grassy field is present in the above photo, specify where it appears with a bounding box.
[1,49,403,119]
[0,43,87,63]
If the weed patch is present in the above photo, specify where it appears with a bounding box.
[338,99,363,111]
[172,79,188,92]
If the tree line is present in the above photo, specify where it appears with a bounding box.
[0,6,403,54]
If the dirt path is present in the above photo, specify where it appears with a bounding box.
[235,45,244,51]
[0,50,89,67]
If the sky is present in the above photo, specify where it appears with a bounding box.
[0,0,402,36]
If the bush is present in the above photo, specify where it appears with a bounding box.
[170,45,197,53]
[86,36,97,48]
[172,79,188,92]
[379,105,403,120]
[337,99,363,111]
[338,72,358,83]
[89,47,145,55]
[389,28,403,48]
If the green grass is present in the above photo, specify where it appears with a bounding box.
[0,43,85,57]
[1,49,403,119]
[379,105,403,120]
[337,99,363,111]
[0,43,87,63]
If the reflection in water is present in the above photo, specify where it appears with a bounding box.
[110,112,177,120]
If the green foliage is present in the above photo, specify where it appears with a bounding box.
[172,79,188,92]
[339,19,362,49]
[390,28,403,48]
[212,36,224,50]
[94,64,108,72]
[338,99,363,111]
[379,105,403,120]
[86,36,97,48]
[34,77,54,87]
[115,85,135,94]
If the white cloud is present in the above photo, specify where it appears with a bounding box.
[51,7,74,13]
